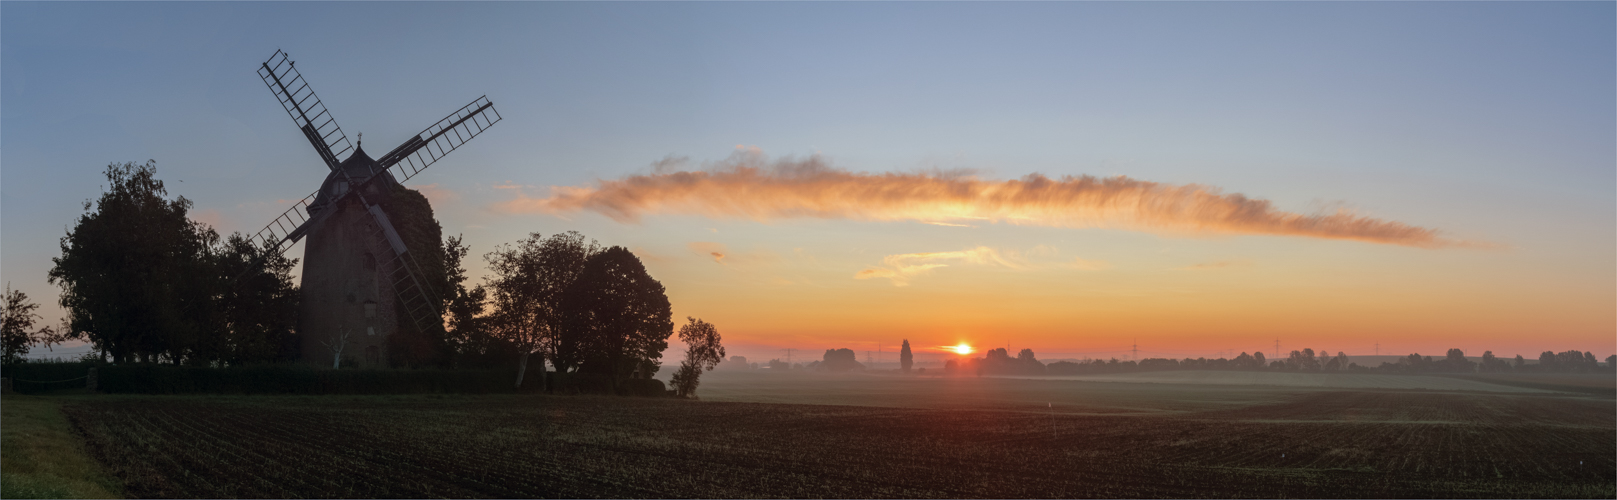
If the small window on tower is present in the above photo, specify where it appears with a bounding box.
[364,301,376,319]
[335,180,349,196]
[362,253,376,271]
[367,327,375,336]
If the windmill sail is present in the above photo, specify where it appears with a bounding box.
[377,96,501,182]
[363,203,446,336]
[259,50,354,171]
[246,189,320,257]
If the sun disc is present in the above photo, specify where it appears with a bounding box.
[954,344,972,355]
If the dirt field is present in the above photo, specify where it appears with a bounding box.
[60,382,1615,498]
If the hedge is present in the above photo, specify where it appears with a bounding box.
[2,362,670,397]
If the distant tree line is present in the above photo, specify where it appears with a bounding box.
[938,347,1615,376]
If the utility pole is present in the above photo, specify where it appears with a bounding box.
[1132,338,1139,361]
[1375,342,1380,357]
[784,348,795,367]
[1274,339,1280,360]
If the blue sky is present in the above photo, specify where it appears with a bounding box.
[4,2,1612,361]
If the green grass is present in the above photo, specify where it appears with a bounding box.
[1,394,122,499]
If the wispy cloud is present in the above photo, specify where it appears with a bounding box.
[191,208,226,232]
[1063,257,1113,271]
[855,246,1104,286]
[689,242,728,264]
[1175,260,1252,271]
[688,241,779,266]
[411,183,460,205]
[496,150,1486,248]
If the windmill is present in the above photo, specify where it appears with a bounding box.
[246,50,501,367]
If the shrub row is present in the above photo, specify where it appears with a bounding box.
[2,362,671,397]
[97,365,527,395]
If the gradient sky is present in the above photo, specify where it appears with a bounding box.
[3,2,1612,364]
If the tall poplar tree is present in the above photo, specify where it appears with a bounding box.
[900,339,913,372]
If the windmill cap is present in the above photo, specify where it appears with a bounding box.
[340,145,379,174]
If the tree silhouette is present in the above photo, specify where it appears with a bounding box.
[671,317,724,398]
[900,339,913,372]
[563,246,673,389]
[2,285,65,364]
[45,162,301,366]
[484,231,600,388]
[442,235,493,367]
[820,348,864,371]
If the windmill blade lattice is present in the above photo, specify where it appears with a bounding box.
[246,190,320,257]
[364,204,446,335]
[377,96,501,182]
[259,50,354,171]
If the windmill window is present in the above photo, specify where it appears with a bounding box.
[364,301,377,319]
[367,327,376,336]
[334,180,349,196]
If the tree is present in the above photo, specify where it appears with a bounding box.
[379,183,450,369]
[2,285,66,364]
[670,317,724,398]
[900,339,914,372]
[484,232,600,388]
[1252,351,1266,369]
[820,348,864,371]
[442,235,492,367]
[49,161,219,364]
[562,246,673,389]
[319,325,355,369]
[211,234,301,365]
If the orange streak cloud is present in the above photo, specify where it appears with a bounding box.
[499,152,1481,248]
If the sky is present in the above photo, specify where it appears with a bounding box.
[2,2,1612,364]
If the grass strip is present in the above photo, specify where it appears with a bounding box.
[1,394,122,499]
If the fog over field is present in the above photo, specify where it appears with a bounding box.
[679,369,1592,416]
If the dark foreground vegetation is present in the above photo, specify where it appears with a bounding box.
[61,389,1613,499]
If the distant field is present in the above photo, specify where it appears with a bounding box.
[1443,373,1617,394]
[692,370,1553,415]
[59,382,1615,498]
[1003,370,1560,392]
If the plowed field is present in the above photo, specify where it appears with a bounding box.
[63,390,1614,498]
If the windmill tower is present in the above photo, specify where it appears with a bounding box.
[248,50,501,367]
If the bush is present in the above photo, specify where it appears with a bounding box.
[2,361,101,394]
[618,378,667,398]
[67,364,518,395]
[550,371,613,395]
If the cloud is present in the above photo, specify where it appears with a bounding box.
[689,242,728,264]
[688,241,778,266]
[1175,260,1252,271]
[411,183,460,205]
[496,150,1486,248]
[857,245,1113,285]
[1063,257,1112,271]
[922,221,973,227]
[191,209,226,231]
[855,246,1029,286]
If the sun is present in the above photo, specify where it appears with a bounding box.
[953,344,973,355]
